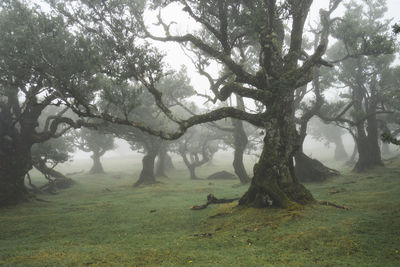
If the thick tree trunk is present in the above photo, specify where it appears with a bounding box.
[353,77,383,172]
[89,151,105,174]
[239,101,314,209]
[134,150,158,187]
[232,118,251,184]
[294,151,339,182]
[354,124,383,172]
[155,145,168,177]
[0,146,31,206]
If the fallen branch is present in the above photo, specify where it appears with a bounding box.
[190,194,239,210]
[319,201,348,210]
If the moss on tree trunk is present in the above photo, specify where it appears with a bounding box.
[239,102,314,208]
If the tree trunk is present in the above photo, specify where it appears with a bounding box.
[354,133,383,172]
[155,145,168,177]
[353,76,383,172]
[239,100,314,209]
[353,123,383,172]
[294,151,339,182]
[134,150,158,187]
[333,136,348,161]
[0,145,31,206]
[231,95,251,184]
[89,151,105,174]
[33,159,74,191]
[188,165,198,180]
[232,118,251,184]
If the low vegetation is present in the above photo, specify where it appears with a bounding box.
[1,156,399,266]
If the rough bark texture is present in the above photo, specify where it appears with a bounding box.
[295,151,339,182]
[0,146,31,206]
[89,151,105,174]
[239,96,315,209]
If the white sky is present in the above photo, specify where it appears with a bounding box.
[56,0,400,160]
[156,0,400,95]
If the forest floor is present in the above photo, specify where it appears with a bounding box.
[1,156,400,266]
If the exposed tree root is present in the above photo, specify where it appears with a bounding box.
[190,194,239,210]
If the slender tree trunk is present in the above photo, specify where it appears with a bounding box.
[345,133,358,166]
[164,153,174,170]
[188,165,197,180]
[333,136,348,161]
[134,150,158,187]
[180,150,200,180]
[231,96,251,184]
[231,118,251,184]
[0,145,31,206]
[239,98,314,208]
[33,159,74,190]
[89,151,105,174]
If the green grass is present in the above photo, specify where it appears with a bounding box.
[1,156,400,266]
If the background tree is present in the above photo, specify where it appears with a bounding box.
[0,1,100,206]
[30,135,75,193]
[176,125,219,180]
[50,0,348,209]
[308,118,348,161]
[319,0,396,172]
[73,128,115,174]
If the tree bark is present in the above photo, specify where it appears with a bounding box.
[134,148,158,187]
[0,144,31,206]
[89,151,105,174]
[231,96,251,184]
[353,75,383,172]
[239,98,314,208]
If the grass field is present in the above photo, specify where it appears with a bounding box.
[1,155,400,266]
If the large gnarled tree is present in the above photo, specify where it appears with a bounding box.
[49,0,349,209]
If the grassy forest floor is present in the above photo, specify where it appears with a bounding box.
[1,156,400,266]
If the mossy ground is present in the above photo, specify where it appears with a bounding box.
[1,155,400,266]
